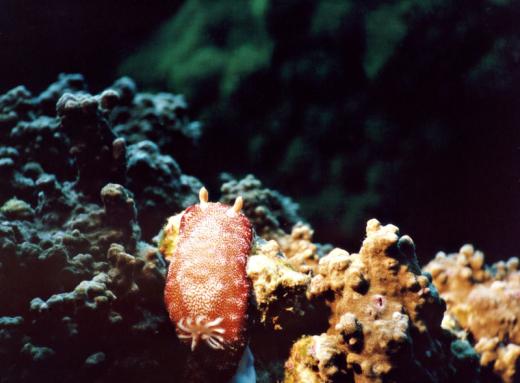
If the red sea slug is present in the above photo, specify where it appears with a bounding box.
[163,187,253,353]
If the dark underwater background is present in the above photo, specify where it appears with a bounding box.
[1,0,518,264]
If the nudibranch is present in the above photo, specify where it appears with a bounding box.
[162,187,253,353]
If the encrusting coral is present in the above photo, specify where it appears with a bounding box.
[274,223,322,274]
[246,239,313,333]
[279,219,480,383]
[425,245,520,383]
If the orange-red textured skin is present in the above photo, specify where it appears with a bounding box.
[164,202,252,348]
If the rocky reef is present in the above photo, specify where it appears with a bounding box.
[0,75,517,383]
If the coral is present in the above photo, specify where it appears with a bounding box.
[273,223,321,274]
[242,237,324,383]
[1,73,514,383]
[0,197,35,220]
[475,337,520,383]
[158,201,487,382]
[0,73,202,237]
[246,240,314,332]
[0,173,175,380]
[56,89,127,196]
[126,139,202,239]
[109,77,202,159]
[21,342,56,363]
[25,241,173,381]
[285,219,479,382]
[244,219,479,383]
[284,334,346,383]
[0,74,206,382]
[220,174,303,236]
[425,245,520,382]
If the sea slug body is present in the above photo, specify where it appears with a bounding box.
[163,188,253,353]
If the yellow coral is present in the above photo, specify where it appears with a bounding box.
[273,223,319,273]
[246,240,311,330]
[283,219,456,382]
[425,244,520,382]
[158,212,183,261]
